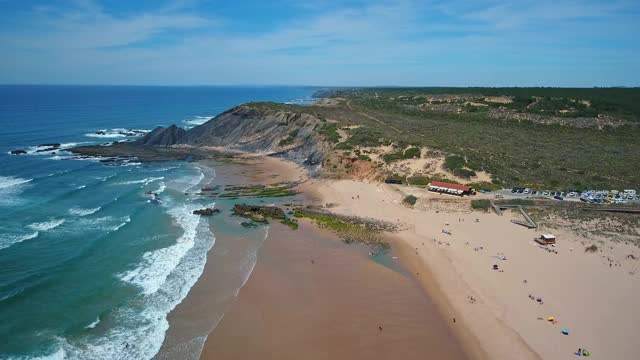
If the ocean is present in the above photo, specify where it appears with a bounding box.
[0,85,316,359]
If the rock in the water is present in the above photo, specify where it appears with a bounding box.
[36,147,58,153]
[193,208,220,216]
[232,204,285,219]
[10,150,27,155]
[37,143,61,148]
[241,221,258,228]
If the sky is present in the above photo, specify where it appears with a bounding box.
[0,0,639,87]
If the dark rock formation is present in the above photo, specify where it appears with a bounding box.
[71,104,329,169]
[232,204,285,222]
[193,208,220,216]
[36,147,59,153]
[10,150,27,155]
[37,143,61,148]
[240,221,259,228]
[135,125,186,146]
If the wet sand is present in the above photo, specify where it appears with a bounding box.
[200,220,468,360]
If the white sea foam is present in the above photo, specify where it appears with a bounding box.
[155,182,166,194]
[49,201,217,360]
[183,115,214,128]
[68,207,101,217]
[116,177,164,186]
[24,143,84,155]
[0,176,33,206]
[85,128,150,138]
[76,185,87,190]
[0,231,39,251]
[112,216,131,232]
[118,203,205,295]
[85,316,101,329]
[0,176,33,189]
[28,219,65,231]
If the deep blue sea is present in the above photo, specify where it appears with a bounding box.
[0,85,316,359]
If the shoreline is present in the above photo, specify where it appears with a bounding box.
[158,154,640,360]
[305,178,640,360]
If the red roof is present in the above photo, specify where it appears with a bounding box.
[430,181,472,192]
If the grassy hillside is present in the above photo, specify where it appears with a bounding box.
[255,87,640,190]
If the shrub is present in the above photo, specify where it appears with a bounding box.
[318,123,340,143]
[407,176,431,186]
[445,155,466,171]
[467,182,501,192]
[334,142,353,150]
[403,147,421,159]
[471,199,492,210]
[382,151,405,163]
[585,244,598,253]
[358,154,371,161]
[453,168,477,179]
[402,195,418,206]
[281,218,299,230]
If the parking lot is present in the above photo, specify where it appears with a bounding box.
[494,188,640,204]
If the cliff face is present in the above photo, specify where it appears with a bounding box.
[134,105,328,166]
[135,125,186,146]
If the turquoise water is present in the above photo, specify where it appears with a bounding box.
[0,85,315,359]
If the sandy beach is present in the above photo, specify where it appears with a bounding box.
[200,220,467,360]
[157,154,639,360]
[306,179,640,360]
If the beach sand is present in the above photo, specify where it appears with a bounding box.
[159,154,639,360]
[159,155,470,360]
[307,179,640,360]
[200,220,468,360]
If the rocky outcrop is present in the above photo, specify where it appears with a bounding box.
[193,208,220,216]
[232,204,285,223]
[73,103,330,169]
[135,125,186,146]
[131,105,328,167]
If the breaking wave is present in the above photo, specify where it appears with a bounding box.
[84,128,149,139]
[28,219,65,231]
[68,207,101,217]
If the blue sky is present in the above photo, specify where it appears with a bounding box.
[0,0,638,86]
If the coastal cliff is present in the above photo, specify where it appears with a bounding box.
[72,104,330,167]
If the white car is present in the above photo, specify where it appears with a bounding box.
[524,188,530,194]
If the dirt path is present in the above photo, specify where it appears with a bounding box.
[358,112,402,133]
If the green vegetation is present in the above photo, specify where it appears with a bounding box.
[467,181,501,192]
[382,146,422,163]
[358,154,371,161]
[318,123,340,143]
[495,199,535,206]
[220,184,297,198]
[281,88,640,189]
[246,88,640,189]
[471,199,492,210]
[402,195,418,206]
[293,210,384,245]
[281,218,299,230]
[406,176,430,186]
[403,147,421,159]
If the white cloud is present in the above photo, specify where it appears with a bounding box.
[0,0,638,86]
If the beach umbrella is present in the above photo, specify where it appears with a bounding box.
[547,316,554,322]
[561,329,569,335]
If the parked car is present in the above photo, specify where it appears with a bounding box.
[523,189,530,194]
[553,195,564,201]
[543,191,549,196]
[568,192,576,197]
[511,189,517,193]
